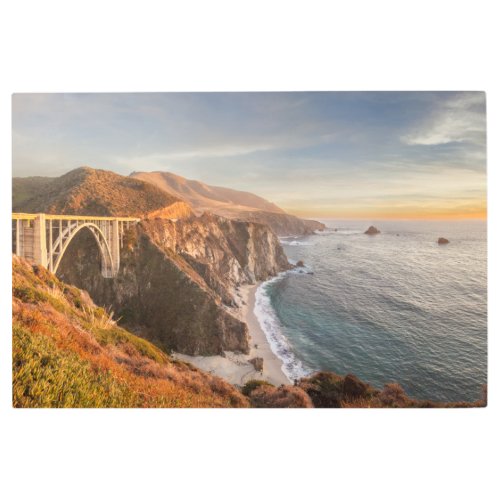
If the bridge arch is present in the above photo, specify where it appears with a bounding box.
[12,213,140,278]
[52,222,115,277]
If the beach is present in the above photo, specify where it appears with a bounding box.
[173,282,290,387]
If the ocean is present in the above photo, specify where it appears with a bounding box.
[255,220,487,402]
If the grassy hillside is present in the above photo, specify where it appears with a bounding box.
[12,176,55,208]
[13,166,192,218]
[12,256,248,408]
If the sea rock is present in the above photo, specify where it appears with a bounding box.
[364,226,380,235]
[438,237,450,245]
[296,260,305,268]
[249,357,264,372]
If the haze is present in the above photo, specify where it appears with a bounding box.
[12,92,486,219]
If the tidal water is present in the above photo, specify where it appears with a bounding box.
[255,220,487,402]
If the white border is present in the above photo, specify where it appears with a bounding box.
[1,1,498,499]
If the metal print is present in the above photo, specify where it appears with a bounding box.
[12,92,487,408]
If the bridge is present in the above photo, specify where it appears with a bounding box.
[12,213,140,278]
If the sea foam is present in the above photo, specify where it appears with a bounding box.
[254,273,313,382]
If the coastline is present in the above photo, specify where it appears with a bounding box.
[173,282,290,387]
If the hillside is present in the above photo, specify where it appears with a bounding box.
[130,170,326,236]
[13,166,193,218]
[12,176,54,207]
[130,170,285,214]
[12,256,248,408]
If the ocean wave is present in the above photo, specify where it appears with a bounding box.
[280,240,314,247]
[254,275,313,381]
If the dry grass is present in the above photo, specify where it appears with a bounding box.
[12,256,248,408]
[247,384,314,408]
[81,304,118,330]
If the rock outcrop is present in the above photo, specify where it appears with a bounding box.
[364,225,381,235]
[233,209,326,236]
[297,371,485,408]
[249,357,264,372]
[438,237,450,245]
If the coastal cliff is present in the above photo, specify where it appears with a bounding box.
[13,166,291,357]
[56,215,290,356]
[233,209,325,236]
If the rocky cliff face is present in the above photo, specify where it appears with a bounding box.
[234,210,326,236]
[142,213,290,298]
[57,215,290,356]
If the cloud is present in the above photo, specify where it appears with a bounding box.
[401,92,485,146]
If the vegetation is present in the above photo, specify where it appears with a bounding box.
[12,256,248,408]
[12,166,183,217]
[297,372,486,408]
[241,379,274,396]
[243,381,314,408]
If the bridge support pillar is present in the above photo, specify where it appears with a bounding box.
[110,219,120,276]
[33,214,48,268]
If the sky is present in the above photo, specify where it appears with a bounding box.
[12,92,486,219]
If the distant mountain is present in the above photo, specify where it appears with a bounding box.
[13,167,192,218]
[130,170,325,236]
[130,171,285,214]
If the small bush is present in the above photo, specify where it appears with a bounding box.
[241,379,274,396]
[13,285,45,304]
[249,385,314,408]
[379,383,410,408]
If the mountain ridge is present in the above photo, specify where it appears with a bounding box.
[12,166,193,219]
[130,170,286,214]
[130,170,326,236]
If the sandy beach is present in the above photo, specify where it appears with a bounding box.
[173,282,290,387]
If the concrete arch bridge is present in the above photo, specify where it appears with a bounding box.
[12,213,140,278]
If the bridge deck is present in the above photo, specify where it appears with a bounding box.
[12,213,140,222]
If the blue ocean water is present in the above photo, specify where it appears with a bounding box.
[255,220,487,402]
